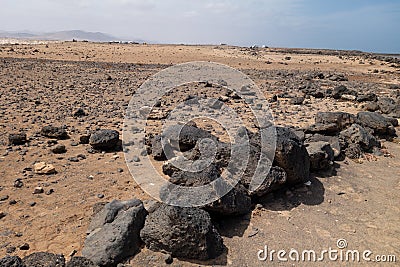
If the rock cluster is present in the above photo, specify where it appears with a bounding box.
[306,111,397,159]
[0,253,95,267]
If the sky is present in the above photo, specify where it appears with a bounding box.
[1,0,399,53]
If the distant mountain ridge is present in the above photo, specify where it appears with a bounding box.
[0,30,143,42]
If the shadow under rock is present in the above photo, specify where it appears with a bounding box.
[212,212,252,239]
[256,176,325,211]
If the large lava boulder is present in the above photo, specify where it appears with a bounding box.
[249,166,287,197]
[22,252,65,267]
[274,127,310,185]
[306,141,334,171]
[89,129,120,151]
[140,204,224,260]
[0,256,25,267]
[315,112,357,132]
[205,183,252,216]
[163,124,218,152]
[357,112,397,138]
[82,199,147,267]
[161,163,252,216]
[339,124,381,159]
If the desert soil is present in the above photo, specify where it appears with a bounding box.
[0,42,399,266]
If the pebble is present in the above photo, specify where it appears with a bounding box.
[132,156,140,162]
[0,195,9,201]
[34,162,56,175]
[29,202,36,207]
[97,194,105,199]
[164,254,173,264]
[117,168,124,173]
[45,189,54,195]
[33,187,44,194]
[68,157,79,162]
[70,141,79,147]
[51,144,66,154]
[6,246,16,253]
[14,179,24,188]
[77,154,86,160]
[19,243,30,250]
[0,212,6,219]
[9,200,17,205]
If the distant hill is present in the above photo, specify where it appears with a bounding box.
[0,30,143,43]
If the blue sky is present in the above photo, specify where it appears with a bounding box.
[1,0,399,53]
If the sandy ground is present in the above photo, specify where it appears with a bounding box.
[0,42,399,266]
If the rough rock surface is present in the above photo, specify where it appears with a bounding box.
[41,126,68,139]
[274,127,310,185]
[249,166,287,197]
[205,183,252,216]
[357,111,397,137]
[306,141,334,171]
[34,162,56,175]
[315,112,357,132]
[22,252,65,267]
[66,257,97,267]
[82,199,147,267]
[305,134,341,158]
[89,129,120,151]
[339,124,381,159]
[140,204,224,260]
[163,124,218,152]
[0,256,26,267]
[8,133,27,146]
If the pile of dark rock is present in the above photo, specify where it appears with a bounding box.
[0,253,97,267]
[297,80,400,114]
[78,123,316,266]
[2,111,397,266]
[305,111,398,159]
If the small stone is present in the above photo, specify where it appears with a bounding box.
[77,154,86,160]
[14,179,24,188]
[164,254,173,265]
[68,157,80,162]
[70,141,79,147]
[45,189,54,195]
[33,187,44,194]
[97,194,105,199]
[41,126,68,139]
[132,156,140,162]
[19,243,30,250]
[29,202,36,207]
[289,96,305,105]
[73,108,87,117]
[80,135,90,144]
[6,246,16,253]
[0,195,9,201]
[9,133,27,146]
[51,144,66,154]
[47,139,58,145]
[117,168,124,173]
[0,212,6,219]
[69,250,77,257]
[34,162,56,175]
[89,129,120,151]
[9,200,17,205]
